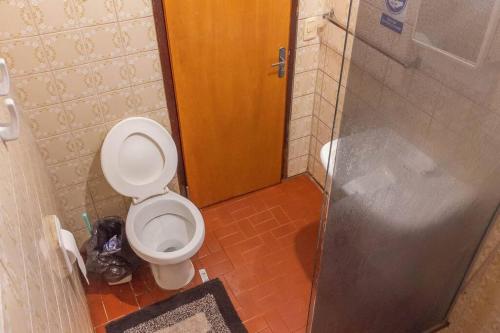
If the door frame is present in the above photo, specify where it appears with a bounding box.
[151,0,299,197]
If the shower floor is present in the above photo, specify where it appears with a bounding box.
[85,175,323,333]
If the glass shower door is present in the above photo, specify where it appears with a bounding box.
[311,0,500,331]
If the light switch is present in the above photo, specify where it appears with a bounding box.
[303,17,325,41]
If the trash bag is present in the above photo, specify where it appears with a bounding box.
[85,216,141,284]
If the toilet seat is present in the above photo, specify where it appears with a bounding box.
[101,117,178,203]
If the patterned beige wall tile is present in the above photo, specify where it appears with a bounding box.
[27,105,69,139]
[29,0,79,33]
[324,47,342,81]
[0,37,49,76]
[41,29,87,69]
[13,72,59,109]
[92,56,130,93]
[142,108,172,132]
[78,154,103,180]
[38,132,80,165]
[61,205,97,233]
[48,158,84,189]
[323,22,345,55]
[321,73,338,105]
[114,0,152,21]
[293,70,317,97]
[316,116,333,144]
[290,116,313,140]
[134,80,166,113]
[127,50,162,85]
[296,44,321,73]
[299,0,330,19]
[287,154,309,176]
[74,0,116,27]
[0,0,36,41]
[318,97,335,131]
[73,125,107,156]
[120,17,157,54]
[292,94,314,120]
[289,136,311,159]
[54,64,95,101]
[95,195,127,218]
[311,157,326,186]
[88,177,120,202]
[56,182,90,211]
[99,87,135,121]
[82,23,124,62]
[64,97,103,129]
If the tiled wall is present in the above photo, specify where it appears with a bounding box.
[0,103,92,332]
[320,0,500,329]
[288,0,333,179]
[0,0,331,246]
[0,0,178,246]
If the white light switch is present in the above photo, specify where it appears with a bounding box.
[303,17,325,41]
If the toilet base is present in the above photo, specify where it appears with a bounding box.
[150,260,195,290]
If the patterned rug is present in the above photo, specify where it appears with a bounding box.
[106,279,247,333]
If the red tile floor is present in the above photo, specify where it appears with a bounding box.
[85,175,324,333]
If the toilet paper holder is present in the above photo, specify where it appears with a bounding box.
[49,215,89,284]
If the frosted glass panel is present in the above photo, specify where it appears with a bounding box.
[311,0,500,331]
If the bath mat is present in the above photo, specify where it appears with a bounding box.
[106,279,247,333]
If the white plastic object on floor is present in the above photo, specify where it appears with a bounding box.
[101,117,205,290]
[0,58,10,96]
[199,269,209,283]
[0,98,19,142]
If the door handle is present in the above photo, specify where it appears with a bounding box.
[271,47,286,78]
[0,98,20,142]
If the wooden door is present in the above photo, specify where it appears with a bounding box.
[163,0,292,207]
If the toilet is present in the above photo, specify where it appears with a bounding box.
[100,117,205,290]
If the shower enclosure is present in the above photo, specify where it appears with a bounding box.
[311,0,500,331]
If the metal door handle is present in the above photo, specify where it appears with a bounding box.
[272,47,286,78]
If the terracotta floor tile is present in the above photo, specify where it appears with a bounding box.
[271,223,298,238]
[84,175,322,332]
[270,206,291,225]
[244,315,269,333]
[238,218,257,237]
[264,310,290,333]
[101,283,139,321]
[204,259,234,278]
[205,232,223,253]
[200,250,230,267]
[218,231,247,248]
[94,324,107,333]
[253,218,280,234]
[231,205,256,220]
[213,223,241,239]
[248,211,274,226]
[87,297,107,327]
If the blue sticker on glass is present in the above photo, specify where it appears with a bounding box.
[385,0,407,14]
[380,13,403,33]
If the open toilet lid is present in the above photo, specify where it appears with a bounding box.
[101,117,177,202]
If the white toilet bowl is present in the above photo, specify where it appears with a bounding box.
[101,117,205,290]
